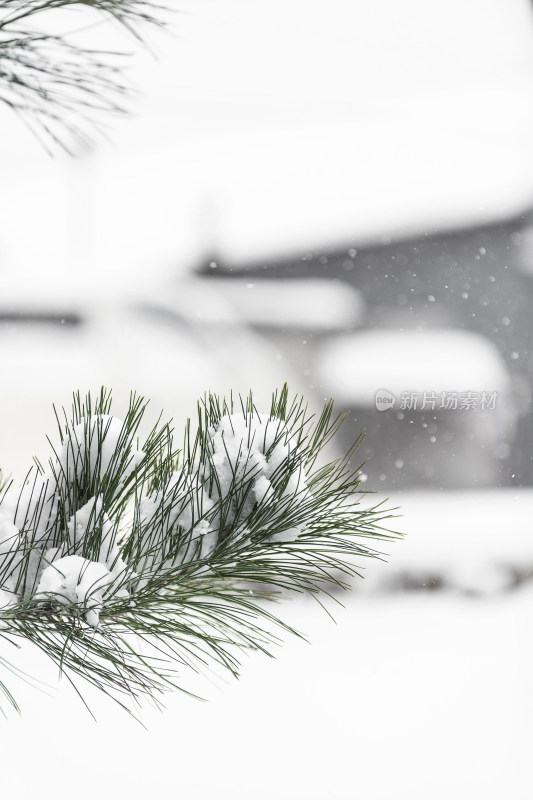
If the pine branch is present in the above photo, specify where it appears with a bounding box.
[0,386,401,719]
[0,0,167,150]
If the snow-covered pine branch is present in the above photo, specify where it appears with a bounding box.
[0,387,398,718]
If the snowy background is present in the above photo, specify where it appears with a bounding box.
[2,0,533,797]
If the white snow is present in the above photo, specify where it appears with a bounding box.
[196,279,365,330]
[64,495,125,571]
[134,411,310,577]
[209,413,310,542]
[1,582,531,800]
[0,589,16,612]
[58,415,145,485]
[0,474,531,799]
[162,474,217,560]
[136,473,217,576]
[0,474,60,599]
[253,474,275,504]
[0,516,20,557]
[316,329,510,405]
[358,489,533,594]
[37,555,112,627]
[0,3,530,789]
[0,421,137,608]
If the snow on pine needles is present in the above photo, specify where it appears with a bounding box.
[0,387,397,718]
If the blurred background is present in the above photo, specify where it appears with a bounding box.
[1,0,533,797]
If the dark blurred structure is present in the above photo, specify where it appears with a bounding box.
[198,211,533,490]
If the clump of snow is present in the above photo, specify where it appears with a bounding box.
[208,413,311,542]
[0,473,60,600]
[0,407,313,628]
[164,473,216,554]
[57,415,145,485]
[37,555,113,627]
[41,496,132,612]
[253,474,274,504]
[0,412,149,627]
[0,589,15,612]
[0,572,19,615]
[65,495,125,571]
[317,329,510,405]
[133,411,310,580]
[137,473,217,578]
[0,486,132,610]
[201,278,365,331]
[0,516,20,557]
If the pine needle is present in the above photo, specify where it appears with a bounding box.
[0,0,168,150]
[0,386,401,718]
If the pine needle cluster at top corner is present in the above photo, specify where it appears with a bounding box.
[0,0,168,150]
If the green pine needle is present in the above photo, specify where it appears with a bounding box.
[0,0,167,150]
[0,386,401,719]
